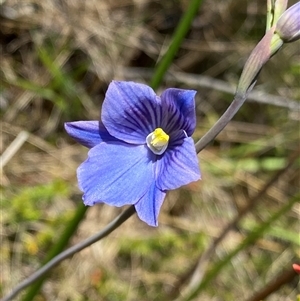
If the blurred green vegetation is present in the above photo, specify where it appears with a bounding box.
[4,180,69,222]
[1,0,299,301]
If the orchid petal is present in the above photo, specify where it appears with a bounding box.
[160,88,197,136]
[64,121,118,148]
[102,81,162,144]
[156,137,200,190]
[78,142,154,206]
[135,183,166,227]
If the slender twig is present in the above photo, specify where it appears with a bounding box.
[118,68,300,111]
[179,193,300,301]
[245,268,297,301]
[0,131,29,169]
[171,149,300,301]
[1,206,136,301]
[169,71,299,111]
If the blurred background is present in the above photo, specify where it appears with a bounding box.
[1,0,299,300]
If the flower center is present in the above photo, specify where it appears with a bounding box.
[146,128,169,155]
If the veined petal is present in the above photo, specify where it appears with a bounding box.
[160,88,197,136]
[78,142,154,206]
[64,121,118,148]
[156,137,201,190]
[102,81,162,144]
[276,2,300,43]
[135,183,166,227]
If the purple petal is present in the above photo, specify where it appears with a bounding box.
[78,142,154,206]
[102,81,162,144]
[160,88,197,137]
[64,121,118,148]
[135,183,166,227]
[156,137,201,190]
[276,2,300,42]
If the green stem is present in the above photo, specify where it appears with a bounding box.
[185,193,299,301]
[21,202,88,301]
[150,0,203,90]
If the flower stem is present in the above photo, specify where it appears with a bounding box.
[20,202,88,301]
[2,206,136,301]
[195,82,256,153]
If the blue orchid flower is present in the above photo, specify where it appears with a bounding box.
[65,81,201,226]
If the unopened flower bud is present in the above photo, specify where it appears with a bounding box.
[237,27,276,94]
[275,2,300,42]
